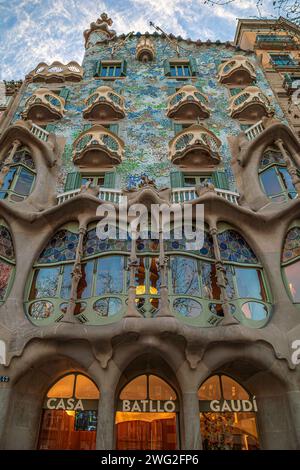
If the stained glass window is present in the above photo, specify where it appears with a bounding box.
[0,224,15,302]
[0,148,36,202]
[218,230,258,264]
[0,225,15,260]
[282,227,300,263]
[83,228,129,258]
[38,230,79,264]
[282,227,300,303]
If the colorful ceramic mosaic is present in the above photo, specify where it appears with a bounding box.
[0,225,15,261]
[282,227,300,263]
[12,35,286,194]
[37,230,79,264]
[218,230,258,264]
[83,228,130,258]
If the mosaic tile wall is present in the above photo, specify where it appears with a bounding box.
[13,34,286,193]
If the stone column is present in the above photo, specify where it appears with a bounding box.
[275,138,300,196]
[181,391,202,450]
[0,385,12,448]
[96,389,115,450]
[157,229,173,317]
[286,390,300,449]
[255,393,296,450]
[209,226,238,326]
[124,230,142,317]
[0,139,21,187]
[63,223,86,324]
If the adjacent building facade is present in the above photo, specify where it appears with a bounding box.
[0,13,300,450]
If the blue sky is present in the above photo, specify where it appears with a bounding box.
[0,0,277,80]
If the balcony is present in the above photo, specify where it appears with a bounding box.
[22,88,65,124]
[57,187,123,204]
[83,86,125,121]
[169,124,222,167]
[283,73,300,95]
[136,36,155,62]
[218,55,256,86]
[228,86,273,121]
[28,61,83,83]
[171,186,239,204]
[166,85,210,120]
[255,34,297,50]
[73,125,124,168]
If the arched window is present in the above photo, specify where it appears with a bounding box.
[77,224,130,322]
[38,373,99,450]
[167,226,270,326]
[0,221,15,304]
[198,374,259,450]
[282,225,300,302]
[25,224,79,324]
[0,147,36,202]
[258,147,297,202]
[116,374,178,450]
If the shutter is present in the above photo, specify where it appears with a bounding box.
[174,123,183,135]
[120,60,127,77]
[109,124,119,135]
[59,87,70,101]
[93,61,101,77]
[190,58,198,76]
[45,123,56,133]
[212,170,229,190]
[170,171,184,188]
[103,171,116,188]
[64,172,81,191]
[163,59,171,76]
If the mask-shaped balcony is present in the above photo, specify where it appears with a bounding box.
[136,36,155,62]
[169,124,222,167]
[22,88,65,124]
[167,85,210,120]
[83,86,125,121]
[28,61,83,83]
[73,125,124,168]
[217,56,256,86]
[228,86,273,121]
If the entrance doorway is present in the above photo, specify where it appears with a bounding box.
[37,373,99,450]
[115,374,178,450]
[199,374,260,450]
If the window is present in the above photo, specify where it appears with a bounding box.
[164,58,197,78]
[116,375,178,450]
[199,375,260,450]
[259,148,297,202]
[166,228,269,325]
[270,54,296,67]
[0,223,15,304]
[0,147,36,202]
[184,175,213,187]
[38,373,99,450]
[26,223,130,325]
[26,226,79,323]
[81,175,105,187]
[282,226,300,303]
[94,60,127,78]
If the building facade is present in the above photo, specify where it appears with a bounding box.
[0,12,300,450]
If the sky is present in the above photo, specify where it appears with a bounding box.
[0,0,280,80]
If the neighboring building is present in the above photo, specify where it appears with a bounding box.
[0,12,300,450]
[234,16,300,138]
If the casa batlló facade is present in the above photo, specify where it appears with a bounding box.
[0,12,300,451]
